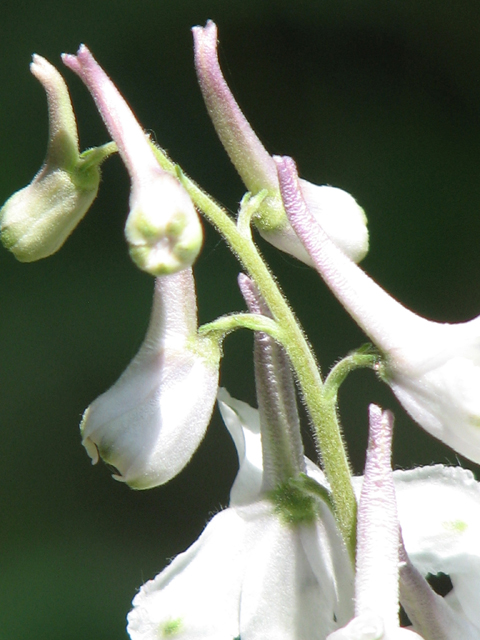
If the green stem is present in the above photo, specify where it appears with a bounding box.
[325,348,379,401]
[237,190,268,238]
[153,145,357,559]
[199,313,283,342]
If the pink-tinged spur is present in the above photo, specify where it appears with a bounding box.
[328,406,424,640]
[0,56,111,261]
[192,20,369,265]
[276,154,480,466]
[238,273,306,489]
[80,269,220,489]
[62,45,203,275]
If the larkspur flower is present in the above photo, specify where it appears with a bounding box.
[276,154,480,465]
[127,389,355,640]
[126,391,480,639]
[193,20,368,265]
[346,463,480,639]
[80,269,220,489]
[128,270,354,638]
[62,45,203,275]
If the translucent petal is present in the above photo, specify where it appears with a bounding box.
[394,465,480,630]
[127,507,251,640]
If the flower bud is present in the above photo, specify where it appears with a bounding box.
[268,182,368,265]
[80,269,220,489]
[125,171,203,276]
[0,55,108,261]
[193,20,368,264]
[63,45,203,275]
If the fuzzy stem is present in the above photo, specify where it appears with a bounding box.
[153,146,357,557]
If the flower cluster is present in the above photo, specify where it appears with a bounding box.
[3,18,480,640]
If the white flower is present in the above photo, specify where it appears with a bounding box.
[347,460,480,638]
[127,389,354,639]
[192,20,368,265]
[80,269,220,489]
[276,154,480,465]
[62,45,203,275]
[327,406,480,639]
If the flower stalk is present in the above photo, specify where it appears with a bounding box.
[169,152,357,555]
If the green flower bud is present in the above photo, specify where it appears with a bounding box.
[125,171,203,276]
[0,55,114,262]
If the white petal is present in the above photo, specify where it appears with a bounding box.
[299,181,369,264]
[127,507,249,639]
[240,516,353,639]
[327,613,424,639]
[81,271,220,489]
[326,612,385,640]
[391,355,480,464]
[217,388,264,505]
[393,465,480,630]
[301,516,355,628]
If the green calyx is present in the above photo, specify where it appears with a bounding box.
[0,141,116,262]
[269,474,333,526]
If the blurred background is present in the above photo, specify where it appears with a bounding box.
[2,1,480,637]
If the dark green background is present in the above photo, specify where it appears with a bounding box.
[2,1,480,638]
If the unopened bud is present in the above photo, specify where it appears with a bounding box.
[126,171,203,276]
[193,20,369,264]
[0,55,111,261]
[63,45,203,275]
[265,181,369,265]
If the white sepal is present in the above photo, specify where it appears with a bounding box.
[394,465,480,633]
[327,612,424,640]
[80,269,220,489]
